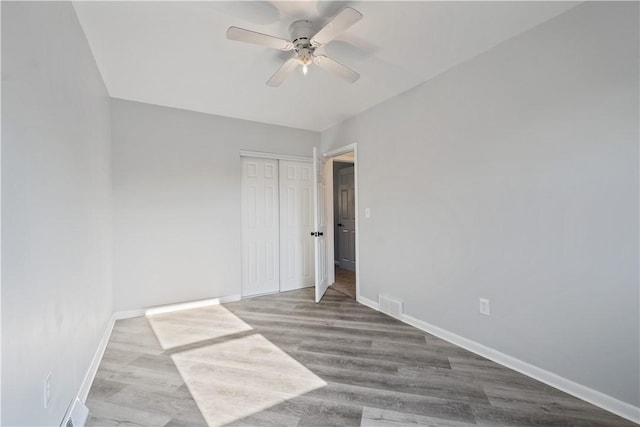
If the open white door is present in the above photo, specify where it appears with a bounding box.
[313,147,329,302]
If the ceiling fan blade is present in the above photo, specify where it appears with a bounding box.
[310,7,363,47]
[267,58,299,87]
[227,26,293,51]
[313,55,359,83]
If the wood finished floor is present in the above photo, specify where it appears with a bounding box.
[329,267,356,299]
[86,288,635,427]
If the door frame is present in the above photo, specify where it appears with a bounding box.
[322,142,360,301]
[239,150,312,163]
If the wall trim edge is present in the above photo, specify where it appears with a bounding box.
[357,295,379,311]
[400,313,640,424]
[77,315,116,404]
[239,150,311,162]
[113,294,242,320]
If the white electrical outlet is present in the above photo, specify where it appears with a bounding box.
[44,372,51,408]
[365,208,371,218]
[479,298,490,316]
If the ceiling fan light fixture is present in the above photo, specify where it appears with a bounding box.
[298,55,312,65]
[296,51,313,76]
[227,7,362,86]
[296,48,313,64]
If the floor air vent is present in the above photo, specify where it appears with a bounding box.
[379,294,403,319]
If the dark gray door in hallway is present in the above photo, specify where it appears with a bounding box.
[337,165,355,272]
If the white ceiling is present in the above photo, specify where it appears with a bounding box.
[73,1,578,132]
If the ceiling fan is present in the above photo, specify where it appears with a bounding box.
[227,7,363,87]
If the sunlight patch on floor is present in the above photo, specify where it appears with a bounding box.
[146,304,253,350]
[146,305,327,426]
[172,333,327,426]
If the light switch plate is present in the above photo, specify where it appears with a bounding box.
[479,298,490,316]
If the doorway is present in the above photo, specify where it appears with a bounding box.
[330,158,356,299]
[321,146,358,301]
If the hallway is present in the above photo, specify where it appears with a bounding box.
[329,267,356,299]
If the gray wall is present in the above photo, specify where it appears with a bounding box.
[111,99,319,311]
[2,2,113,425]
[322,2,639,406]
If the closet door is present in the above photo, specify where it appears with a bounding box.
[279,160,315,291]
[241,157,280,297]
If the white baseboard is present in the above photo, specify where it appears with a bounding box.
[61,398,89,427]
[77,315,116,403]
[66,313,116,426]
[400,313,640,424]
[357,295,379,311]
[112,307,145,320]
[113,294,242,320]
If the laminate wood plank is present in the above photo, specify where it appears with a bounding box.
[361,406,477,427]
[87,399,173,427]
[85,287,635,427]
[84,378,128,402]
[472,404,634,427]
[307,382,477,424]
[100,345,146,366]
[288,349,400,375]
[105,384,207,425]
[226,409,300,427]
[93,363,185,393]
[252,394,362,426]
[297,341,452,369]
[235,311,421,337]
[483,385,635,425]
[306,364,491,405]
[228,306,406,328]
[163,418,207,427]
[255,330,374,350]
[398,364,554,394]
[226,315,427,345]
[373,338,489,360]
[329,267,356,299]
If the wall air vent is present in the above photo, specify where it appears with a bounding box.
[379,294,403,319]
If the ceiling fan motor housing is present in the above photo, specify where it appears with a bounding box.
[289,19,316,52]
[289,20,316,64]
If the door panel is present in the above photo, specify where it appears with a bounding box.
[337,166,356,271]
[279,161,315,292]
[241,157,280,297]
[313,148,329,302]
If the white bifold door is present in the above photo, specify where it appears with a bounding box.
[241,156,314,297]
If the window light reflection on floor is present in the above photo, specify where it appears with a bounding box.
[146,301,253,350]
[146,305,327,426]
